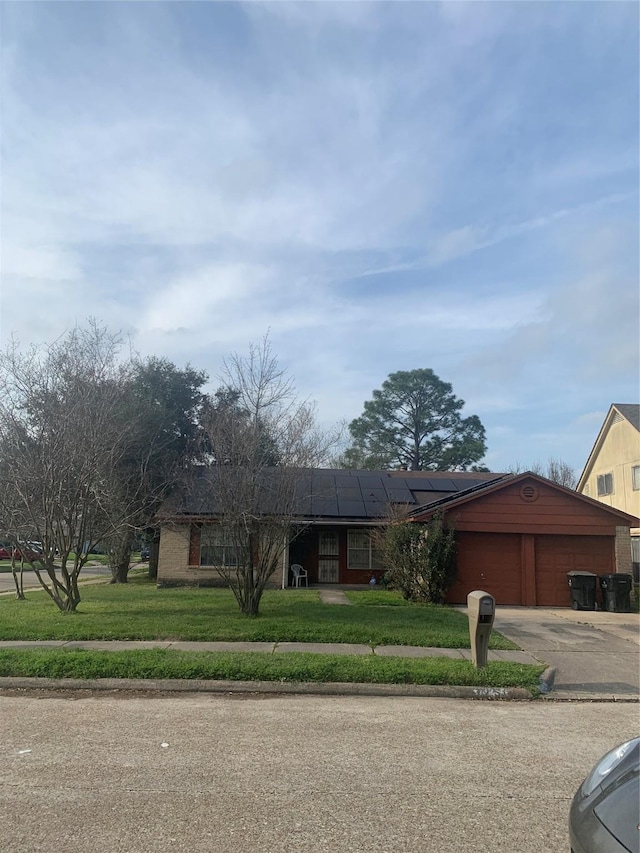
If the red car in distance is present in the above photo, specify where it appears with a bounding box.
[0,541,43,562]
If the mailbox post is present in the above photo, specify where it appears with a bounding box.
[467,590,495,668]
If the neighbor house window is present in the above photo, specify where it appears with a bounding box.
[632,466,640,491]
[347,530,382,571]
[200,526,241,567]
[597,473,614,496]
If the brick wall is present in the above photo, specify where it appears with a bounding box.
[614,526,632,575]
[157,524,190,583]
[157,522,284,588]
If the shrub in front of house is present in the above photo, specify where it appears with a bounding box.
[378,513,456,604]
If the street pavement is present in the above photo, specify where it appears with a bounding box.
[0,691,637,853]
[0,563,111,595]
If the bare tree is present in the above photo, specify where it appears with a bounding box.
[508,457,577,489]
[199,336,339,616]
[0,324,144,611]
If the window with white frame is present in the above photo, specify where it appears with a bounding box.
[596,472,614,496]
[632,466,640,491]
[347,530,382,571]
[200,526,242,567]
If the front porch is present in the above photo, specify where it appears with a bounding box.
[286,525,385,587]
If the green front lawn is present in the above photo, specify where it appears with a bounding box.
[0,648,543,690]
[0,582,517,649]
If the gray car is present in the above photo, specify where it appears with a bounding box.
[569,737,639,853]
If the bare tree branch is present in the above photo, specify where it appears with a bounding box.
[197,336,340,615]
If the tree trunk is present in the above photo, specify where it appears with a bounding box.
[241,592,262,616]
[11,558,25,600]
[148,534,160,580]
[110,529,135,583]
[111,561,129,583]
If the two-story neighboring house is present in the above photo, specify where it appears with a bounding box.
[577,404,640,578]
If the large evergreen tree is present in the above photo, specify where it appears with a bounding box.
[343,369,487,471]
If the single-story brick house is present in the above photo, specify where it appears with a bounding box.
[156,468,637,607]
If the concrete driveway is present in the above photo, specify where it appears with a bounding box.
[492,607,639,700]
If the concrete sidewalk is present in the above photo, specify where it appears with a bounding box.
[0,639,538,664]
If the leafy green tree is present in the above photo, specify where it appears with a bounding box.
[107,357,208,583]
[343,369,487,471]
[202,386,281,468]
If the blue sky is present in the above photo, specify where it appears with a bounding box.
[1,1,638,473]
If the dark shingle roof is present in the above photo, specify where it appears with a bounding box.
[165,468,507,521]
[614,404,640,432]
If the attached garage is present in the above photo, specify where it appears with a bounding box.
[447,533,523,605]
[412,474,636,607]
[534,535,614,607]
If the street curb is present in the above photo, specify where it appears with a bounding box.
[540,695,640,703]
[0,676,536,701]
[538,666,556,694]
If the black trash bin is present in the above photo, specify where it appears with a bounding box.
[567,571,597,611]
[599,573,633,613]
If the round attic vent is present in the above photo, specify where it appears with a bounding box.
[520,484,539,502]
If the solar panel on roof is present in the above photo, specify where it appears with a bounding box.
[296,497,313,514]
[408,477,437,490]
[334,477,355,488]
[313,479,338,498]
[431,479,458,491]
[337,499,367,517]
[357,476,385,488]
[311,498,340,516]
[364,501,387,517]
[364,488,388,501]
[336,487,362,501]
[385,486,415,503]
[312,479,336,496]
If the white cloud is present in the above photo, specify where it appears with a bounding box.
[0,2,637,474]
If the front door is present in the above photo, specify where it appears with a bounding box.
[317,530,339,583]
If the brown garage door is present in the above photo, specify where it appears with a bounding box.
[447,533,522,605]
[535,535,614,607]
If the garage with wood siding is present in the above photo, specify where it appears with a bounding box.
[447,532,523,605]
[412,474,636,607]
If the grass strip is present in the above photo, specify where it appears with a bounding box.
[0,585,518,649]
[0,648,544,690]
[344,590,416,606]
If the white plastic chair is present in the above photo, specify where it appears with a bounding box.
[290,564,308,588]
